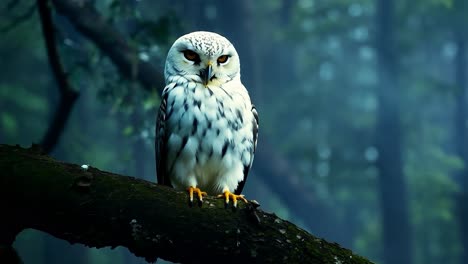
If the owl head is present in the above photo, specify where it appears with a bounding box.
[164,31,241,86]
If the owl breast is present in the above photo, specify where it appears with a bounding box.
[163,77,254,194]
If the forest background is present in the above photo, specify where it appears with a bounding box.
[1,0,466,263]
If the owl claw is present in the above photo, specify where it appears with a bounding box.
[187,187,207,207]
[217,191,248,208]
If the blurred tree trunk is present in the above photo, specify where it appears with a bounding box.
[375,0,412,264]
[453,0,468,262]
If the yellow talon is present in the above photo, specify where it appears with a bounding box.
[187,186,207,203]
[217,191,248,208]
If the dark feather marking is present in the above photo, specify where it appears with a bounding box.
[194,99,201,108]
[219,86,233,99]
[192,118,198,135]
[221,140,229,158]
[166,135,189,174]
[217,106,225,118]
[208,88,214,96]
[236,109,243,123]
[234,165,250,195]
[167,136,188,180]
[228,120,238,131]
[166,98,175,119]
[234,105,259,195]
[252,105,259,152]
[173,66,185,75]
[160,94,168,112]
[156,90,172,187]
[175,136,189,159]
[178,111,184,129]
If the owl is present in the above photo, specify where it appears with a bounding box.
[156,31,258,207]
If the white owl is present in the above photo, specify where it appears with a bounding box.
[156,31,258,207]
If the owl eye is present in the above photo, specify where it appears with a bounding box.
[217,55,229,64]
[183,50,200,62]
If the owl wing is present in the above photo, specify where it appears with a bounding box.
[234,104,259,195]
[155,87,172,187]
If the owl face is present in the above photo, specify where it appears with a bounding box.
[164,31,241,86]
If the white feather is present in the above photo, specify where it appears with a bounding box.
[157,31,257,195]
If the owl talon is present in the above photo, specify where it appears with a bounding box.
[187,186,207,207]
[217,191,248,208]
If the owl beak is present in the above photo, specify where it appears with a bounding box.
[201,64,213,86]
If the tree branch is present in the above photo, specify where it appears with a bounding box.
[50,0,165,91]
[38,0,79,154]
[0,144,373,263]
[0,2,36,33]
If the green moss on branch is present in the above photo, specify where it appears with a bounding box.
[0,145,373,263]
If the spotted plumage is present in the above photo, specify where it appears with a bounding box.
[156,31,258,206]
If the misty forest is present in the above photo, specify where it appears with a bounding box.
[1,0,467,263]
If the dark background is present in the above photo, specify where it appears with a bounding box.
[1,0,467,263]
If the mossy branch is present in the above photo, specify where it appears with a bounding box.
[0,145,373,263]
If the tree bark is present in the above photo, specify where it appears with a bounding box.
[375,0,412,264]
[38,0,79,154]
[0,144,373,264]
